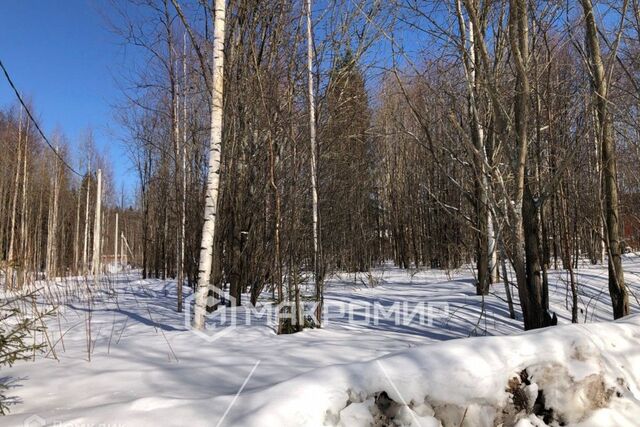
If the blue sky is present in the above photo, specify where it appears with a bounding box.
[0,0,435,202]
[0,0,137,195]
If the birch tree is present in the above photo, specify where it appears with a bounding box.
[193,0,226,330]
[306,0,322,326]
[91,169,103,277]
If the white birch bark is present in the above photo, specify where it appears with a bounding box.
[455,3,498,288]
[467,20,498,283]
[488,212,498,282]
[193,0,226,330]
[114,212,119,271]
[91,169,102,277]
[178,33,188,313]
[121,232,126,268]
[306,0,322,325]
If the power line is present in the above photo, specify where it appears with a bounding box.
[0,59,83,177]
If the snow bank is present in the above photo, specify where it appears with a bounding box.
[226,316,640,426]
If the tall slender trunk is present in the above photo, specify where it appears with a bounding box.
[74,184,81,274]
[142,155,150,279]
[559,183,578,322]
[194,0,226,330]
[177,33,188,313]
[454,3,494,294]
[162,203,168,279]
[306,0,322,326]
[8,106,23,273]
[19,124,29,286]
[269,133,284,332]
[121,233,126,268]
[499,240,516,319]
[164,0,179,287]
[488,212,498,283]
[509,0,550,330]
[46,148,60,279]
[114,212,119,271]
[92,169,103,277]
[101,209,106,273]
[581,0,628,319]
[83,171,91,274]
[469,18,490,295]
[35,194,44,275]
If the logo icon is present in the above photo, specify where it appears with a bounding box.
[184,285,237,342]
[23,415,46,427]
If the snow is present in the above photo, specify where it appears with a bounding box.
[219,316,639,426]
[2,256,640,426]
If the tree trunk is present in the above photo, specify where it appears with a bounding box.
[92,169,102,277]
[177,33,189,313]
[7,109,25,288]
[509,0,551,330]
[46,149,60,279]
[83,170,91,274]
[194,0,226,330]
[114,212,119,272]
[8,106,23,274]
[306,0,322,326]
[581,0,628,319]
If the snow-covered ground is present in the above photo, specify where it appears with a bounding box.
[2,256,640,426]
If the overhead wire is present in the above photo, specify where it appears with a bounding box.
[0,59,83,177]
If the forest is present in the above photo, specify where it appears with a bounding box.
[1,0,640,426]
